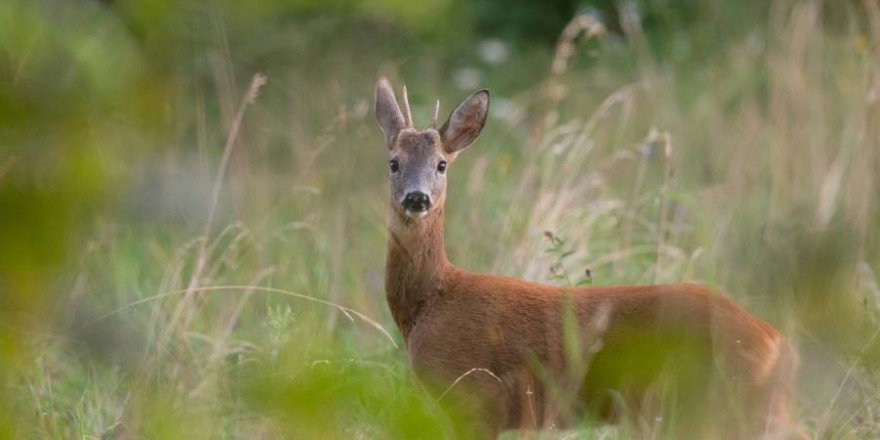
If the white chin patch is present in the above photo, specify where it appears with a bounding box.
[404,210,428,219]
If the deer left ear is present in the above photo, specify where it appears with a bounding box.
[375,77,407,149]
[439,89,489,155]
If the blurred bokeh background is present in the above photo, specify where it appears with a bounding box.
[2,0,879,438]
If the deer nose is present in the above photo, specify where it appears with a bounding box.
[402,191,431,212]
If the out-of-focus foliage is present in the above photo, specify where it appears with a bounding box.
[3,0,880,438]
[1,0,155,435]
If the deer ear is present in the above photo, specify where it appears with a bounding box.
[375,78,406,149]
[439,89,489,155]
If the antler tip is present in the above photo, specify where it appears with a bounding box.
[401,85,413,128]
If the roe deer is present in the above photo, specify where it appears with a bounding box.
[375,77,808,440]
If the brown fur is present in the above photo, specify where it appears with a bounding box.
[377,78,808,439]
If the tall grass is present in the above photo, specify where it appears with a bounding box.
[4,0,880,438]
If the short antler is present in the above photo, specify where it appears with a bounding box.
[429,99,440,129]
[401,85,413,128]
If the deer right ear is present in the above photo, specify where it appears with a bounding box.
[439,89,489,155]
[375,78,406,149]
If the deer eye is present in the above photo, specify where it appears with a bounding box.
[390,159,400,174]
[437,160,447,174]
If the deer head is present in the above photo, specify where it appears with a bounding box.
[375,77,489,219]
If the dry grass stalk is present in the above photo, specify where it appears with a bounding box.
[162,73,266,351]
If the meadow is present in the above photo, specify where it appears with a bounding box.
[2,0,880,438]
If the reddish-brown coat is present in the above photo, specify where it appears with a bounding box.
[385,202,805,439]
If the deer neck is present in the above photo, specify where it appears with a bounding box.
[386,205,450,338]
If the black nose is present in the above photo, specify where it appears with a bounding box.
[402,191,431,212]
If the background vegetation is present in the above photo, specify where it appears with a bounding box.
[2,0,879,438]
